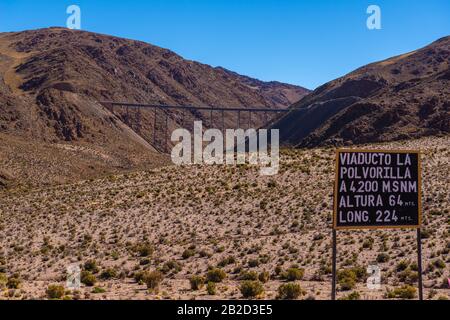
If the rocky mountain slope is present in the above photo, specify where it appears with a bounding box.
[272,36,450,147]
[0,27,308,186]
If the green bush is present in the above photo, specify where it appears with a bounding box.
[84,260,99,273]
[277,283,303,300]
[239,271,258,281]
[135,242,154,257]
[217,256,236,267]
[6,276,21,289]
[206,282,216,295]
[92,287,106,294]
[199,249,212,258]
[81,271,97,287]
[133,271,146,284]
[267,180,277,188]
[441,277,450,289]
[248,259,260,268]
[337,266,366,291]
[189,275,205,290]
[351,265,367,280]
[139,258,150,266]
[283,268,305,281]
[386,285,416,299]
[206,268,226,283]
[240,280,264,298]
[340,291,360,300]
[339,277,356,291]
[432,259,445,269]
[396,260,409,272]
[319,264,332,275]
[337,269,357,291]
[0,273,7,289]
[144,271,163,290]
[274,266,282,275]
[258,271,270,283]
[376,253,390,263]
[182,249,195,260]
[420,229,431,239]
[362,238,374,249]
[337,269,356,281]
[398,269,418,284]
[100,268,118,280]
[46,284,65,299]
[162,260,182,274]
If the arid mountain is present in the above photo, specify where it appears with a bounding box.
[272,36,450,147]
[0,27,308,186]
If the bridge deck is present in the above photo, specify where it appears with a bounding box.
[102,102,289,113]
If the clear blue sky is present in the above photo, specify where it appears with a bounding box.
[1,0,449,89]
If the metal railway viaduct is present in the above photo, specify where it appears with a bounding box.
[101,101,289,153]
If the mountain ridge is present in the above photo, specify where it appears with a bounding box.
[273,36,450,147]
[0,27,309,186]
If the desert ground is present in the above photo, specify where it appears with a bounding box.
[0,135,449,300]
